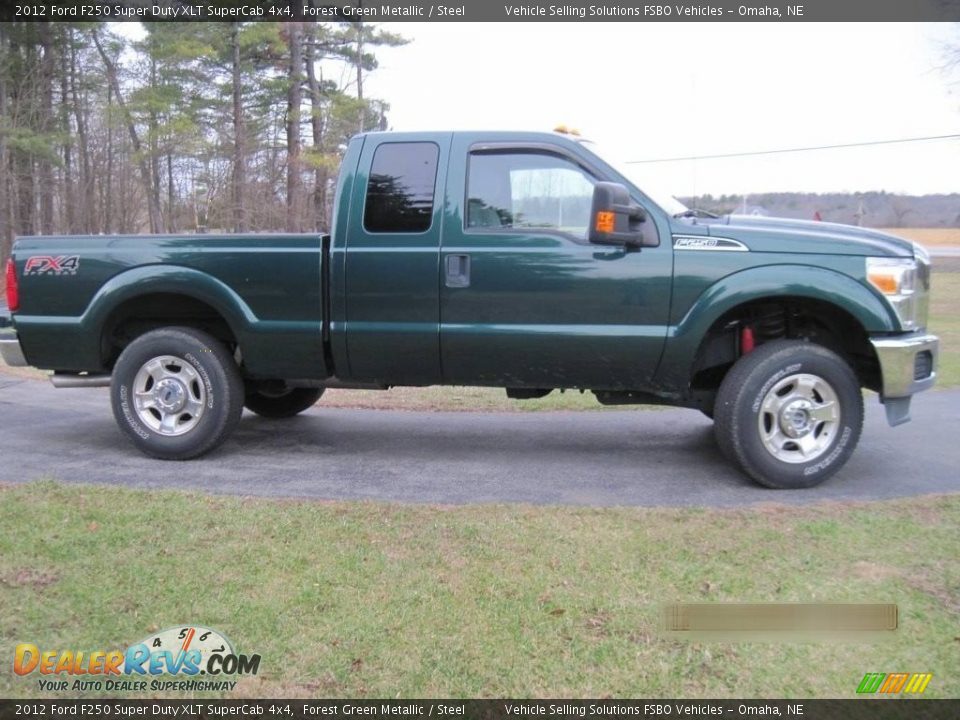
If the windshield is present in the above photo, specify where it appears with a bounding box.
[577,139,689,217]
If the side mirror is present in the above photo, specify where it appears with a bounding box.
[588,182,647,248]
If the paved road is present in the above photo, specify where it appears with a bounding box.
[1,376,957,506]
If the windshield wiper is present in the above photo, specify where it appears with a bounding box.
[673,208,720,219]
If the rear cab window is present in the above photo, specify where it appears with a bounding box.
[363,142,440,234]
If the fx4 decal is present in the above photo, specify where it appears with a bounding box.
[24,255,80,276]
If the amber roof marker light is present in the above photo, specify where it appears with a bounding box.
[553,124,581,136]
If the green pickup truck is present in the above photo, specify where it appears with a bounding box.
[0,131,939,488]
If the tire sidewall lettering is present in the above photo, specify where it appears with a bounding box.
[118,384,150,440]
[803,425,852,476]
[184,351,216,410]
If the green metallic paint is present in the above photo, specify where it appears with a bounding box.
[437,132,673,389]
[340,132,452,384]
[654,261,899,391]
[328,135,364,380]
[12,234,326,378]
[708,216,915,257]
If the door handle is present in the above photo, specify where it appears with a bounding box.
[444,254,471,288]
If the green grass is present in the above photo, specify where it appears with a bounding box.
[2,483,958,699]
[929,272,960,388]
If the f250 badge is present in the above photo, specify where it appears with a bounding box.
[673,236,749,252]
[24,255,80,275]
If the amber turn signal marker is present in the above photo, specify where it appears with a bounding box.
[867,271,899,295]
[595,211,616,233]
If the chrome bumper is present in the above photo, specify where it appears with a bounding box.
[870,332,938,427]
[871,332,939,397]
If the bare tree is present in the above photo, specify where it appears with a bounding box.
[230,22,246,232]
[285,22,304,232]
[91,28,162,233]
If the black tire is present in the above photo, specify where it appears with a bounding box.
[714,340,863,489]
[110,327,244,460]
[244,386,324,419]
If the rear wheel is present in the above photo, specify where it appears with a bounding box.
[110,327,244,459]
[244,385,324,419]
[714,340,863,488]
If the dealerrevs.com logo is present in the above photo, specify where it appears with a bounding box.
[14,625,260,693]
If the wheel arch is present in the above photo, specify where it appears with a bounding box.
[81,265,255,369]
[656,264,893,397]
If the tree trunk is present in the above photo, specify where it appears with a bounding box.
[104,80,112,233]
[38,21,55,234]
[231,22,246,232]
[167,152,176,232]
[286,22,303,232]
[148,56,162,231]
[8,28,34,237]
[59,28,75,234]
[356,21,364,133]
[0,29,10,267]
[305,24,327,231]
[92,28,161,233]
[69,28,96,234]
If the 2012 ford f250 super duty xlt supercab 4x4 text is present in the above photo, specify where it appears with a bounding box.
[0,131,940,488]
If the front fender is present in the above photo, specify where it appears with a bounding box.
[655,264,898,390]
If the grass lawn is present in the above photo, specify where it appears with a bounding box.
[929,271,960,388]
[1,483,958,699]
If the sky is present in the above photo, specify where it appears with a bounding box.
[118,21,960,196]
[359,22,960,197]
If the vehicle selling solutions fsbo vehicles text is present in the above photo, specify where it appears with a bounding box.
[503,5,798,17]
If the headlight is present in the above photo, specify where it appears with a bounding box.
[866,257,919,330]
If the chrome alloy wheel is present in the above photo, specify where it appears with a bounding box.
[757,373,840,464]
[132,355,207,436]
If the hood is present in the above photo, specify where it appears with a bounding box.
[699,215,915,257]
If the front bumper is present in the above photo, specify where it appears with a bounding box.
[869,332,939,426]
[0,307,27,367]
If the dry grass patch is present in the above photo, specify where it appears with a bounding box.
[882,228,960,247]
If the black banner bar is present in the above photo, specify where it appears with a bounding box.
[2,0,960,23]
[1,700,959,720]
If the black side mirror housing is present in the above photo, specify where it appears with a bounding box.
[588,182,647,248]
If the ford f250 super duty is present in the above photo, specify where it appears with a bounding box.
[0,131,940,488]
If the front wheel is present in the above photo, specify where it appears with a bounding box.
[110,327,244,460]
[244,386,324,419]
[714,340,863,489]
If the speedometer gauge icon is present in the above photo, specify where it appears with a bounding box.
[136,625,234,670]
